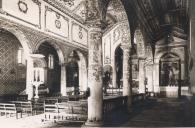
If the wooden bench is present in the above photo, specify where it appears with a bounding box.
[11,101,33,116]
[56,101,87,122]
[44,99,59,121]
[0,103,22,119]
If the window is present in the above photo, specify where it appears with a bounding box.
[17,47,23,64]
[48,54,54,69]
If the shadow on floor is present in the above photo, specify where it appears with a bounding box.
[103,96,195,127]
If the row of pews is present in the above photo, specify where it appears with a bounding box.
[0,101,43,119]
[44,99,87,122]
[0,92,88,122]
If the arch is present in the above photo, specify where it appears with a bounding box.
[160,52,180,60]
[36,40,65,95]
[67,49,88,92]
[0,26,32,56]
[34,38,65,64]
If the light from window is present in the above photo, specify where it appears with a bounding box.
[48,54,54,69]
[18,47,23,64]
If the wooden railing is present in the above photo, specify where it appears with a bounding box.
[103,96,127,114]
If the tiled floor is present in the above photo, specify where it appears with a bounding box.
[0,96,195,128]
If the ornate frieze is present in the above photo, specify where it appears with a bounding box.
[58,0,75,7]
[113,26,121,42]
[134,29,146,58]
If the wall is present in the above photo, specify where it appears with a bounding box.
[0,0,88,48]
[102,21,129,87]
[0,32,26,95]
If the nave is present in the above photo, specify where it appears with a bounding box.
[0,0,195,127]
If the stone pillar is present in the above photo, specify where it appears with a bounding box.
[85,27,103,126]
[189,0,195,93]
[121,45,132,110]
[138,59,146,94]
[61,63,67,96]
[26,57,34,100]
[112,63,117,88]
[153,62,160,94]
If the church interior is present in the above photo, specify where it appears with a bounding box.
[0,0,195,127]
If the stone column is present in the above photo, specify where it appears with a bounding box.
[153,62,160,94]
[61,63,67,96]
[121,45,132,110]
[112,63,117,88]
[138,59,146,94]
[26,57,34,100]
[85,27,103,126]
[189,0,195,93]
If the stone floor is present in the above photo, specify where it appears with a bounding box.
[0,96,195,127]
[104,96,195,127]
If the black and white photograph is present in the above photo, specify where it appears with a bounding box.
[0,0,194,127]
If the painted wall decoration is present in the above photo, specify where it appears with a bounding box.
[134,29,146,58]
[104,35,111,64]
[113,26,120,43]
[0,32,26,95]
[56,0,81,11]
[72,22,88,46]
[1,0,41,28]
[45,6,69,39]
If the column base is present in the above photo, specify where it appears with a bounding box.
[83,120,103,127]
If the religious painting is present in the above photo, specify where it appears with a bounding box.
[160,61,180,86]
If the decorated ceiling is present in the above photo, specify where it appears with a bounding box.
[44,0,189,45]
[44,0,128,28]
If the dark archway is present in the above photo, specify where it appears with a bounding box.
[66,51,79,94]
[115,46,123,88]
[38,42,61,95]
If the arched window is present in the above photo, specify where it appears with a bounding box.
[48,54,54,69]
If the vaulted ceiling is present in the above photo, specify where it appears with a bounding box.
[121,0,189,44]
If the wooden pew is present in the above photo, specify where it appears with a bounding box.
[44,99,59,121]
[0,103,22,119]
[56,100,87,122]
[11,101,33,116]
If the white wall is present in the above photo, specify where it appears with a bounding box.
[0,0,88,48]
